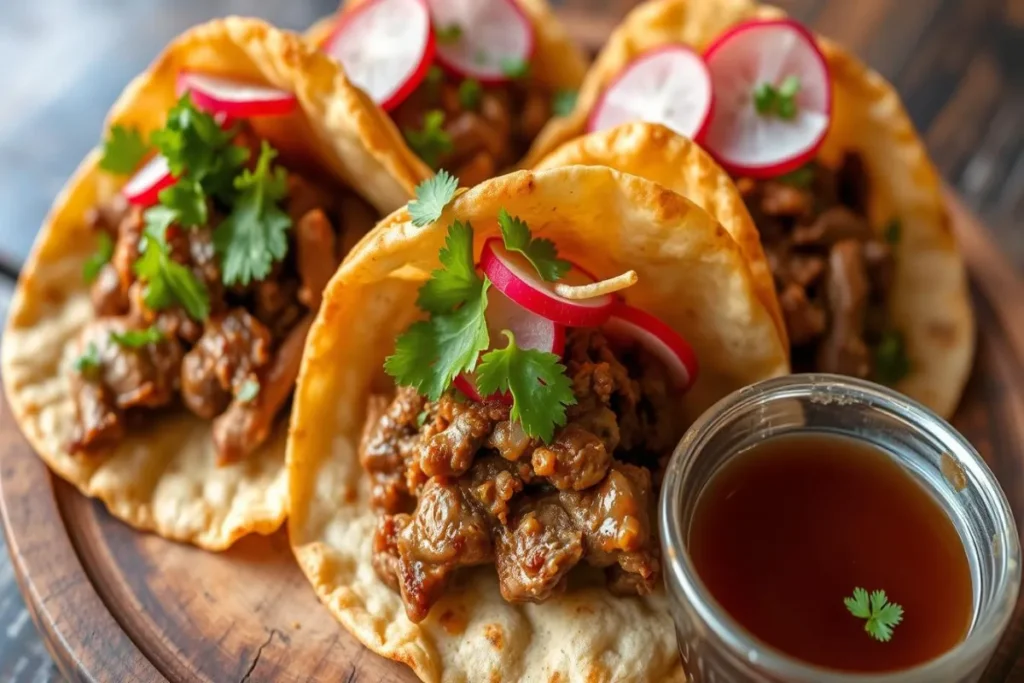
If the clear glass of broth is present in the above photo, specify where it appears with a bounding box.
[659,374,1020,683]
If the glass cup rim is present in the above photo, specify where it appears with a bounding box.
[659,373,1022,682]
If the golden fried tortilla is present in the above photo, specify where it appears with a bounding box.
[288,166,789,682]
[1,17,428,550]
[529,0,974,418]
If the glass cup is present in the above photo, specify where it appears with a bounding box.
[659,374,1021,683]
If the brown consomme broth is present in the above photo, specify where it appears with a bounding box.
[688,433,973,673]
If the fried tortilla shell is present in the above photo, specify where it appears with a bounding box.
[529,0,974,418]
[1,17,427,550]
[305,0,590,165]
[288,166,789,682]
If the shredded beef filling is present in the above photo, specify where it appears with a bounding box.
[737,154,897,378]
[392,70,552,186]
[360,329,681,622]
[70,122,378,463]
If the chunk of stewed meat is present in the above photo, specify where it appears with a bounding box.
[494,496,583,603]
[486,419,534,462]
[295,209,338,309]
[68,377,124,454]
[90,263,128,316]
[387,479,494,623]
[531,423,611,491]
[359,387,426,513]
[816,240,871,377]
[180,309,272,420]
[462,454,531,524]
[418,399,509,477]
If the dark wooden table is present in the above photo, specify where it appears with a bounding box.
[0,0,1021,679]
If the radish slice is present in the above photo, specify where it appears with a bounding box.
[323,0,435,110]
[454,286,565,402]
[176,71,297,118]
[703,19,832,178]
[479,239,615,327]
[122,155,175,207]
[603,303,699,391]
[426,0,535,84]
[588,45,714,141]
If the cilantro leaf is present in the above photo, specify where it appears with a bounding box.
[404,110,453,169]
[150,93,248,202]
[873,329,910,385]
[753,76,801,119]
[99,125,149,175]
[73,342,102,376]
[416,409,429,427]
[846,587,903,642]
[110,326,165,348]
[552,89,578,117]
[497,208,570,281]
[417,221,483,313]
[213,140,292,287]
[133,225,210,320]
[409,170,459,228]
[475,330,576,442]
[157,178,207,228]
[458,78,483,111]
[237,379,260,402]
[777,164,815,189]
[436,24,462,44]
[884,218,902,245]
[385,282,491,400]
[501,57,530,80]
[83,232,115,283]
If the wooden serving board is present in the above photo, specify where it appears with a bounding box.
[3,13,1024,683]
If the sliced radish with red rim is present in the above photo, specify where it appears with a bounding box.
[426,0,535,84]
[122,155,176,207]
[588,45,714,141]
[323,0,435,110]
[703,18,832,178]
[603,303,699,391]
[176,71,297,118]
[479,239,615,327]
[453,285,565,402]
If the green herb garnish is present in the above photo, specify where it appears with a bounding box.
[416,410,429,427]
[83,232,115,283]
[385,209,576,440]
[237,379,260,402]
[884,218,902,245]
[552,89,578,117]
[213,141,292,287]
[110,326,165,348]
[99,125,150,175]
[501,57,530,80]
[873,330,910,385]
[404,110,453,169]
[409,170,458,228]
[845,588,904,642]
[753,76,801,120]
[157,178,208,228]
[777,163,815,189]
[497,208,570,282]
[436,24,463,44]
[73,342,102,375]
[133,223,210,321]
[476,331,575,442]
[458,78,483,111]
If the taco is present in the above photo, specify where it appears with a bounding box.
[528,0,974,418]
[288,167,788,681]
[1,17,426,549]
[306,0,588,187]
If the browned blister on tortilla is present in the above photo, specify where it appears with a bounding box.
[529,0,973,418]
[287,166,789,682]
[1,17,428,549]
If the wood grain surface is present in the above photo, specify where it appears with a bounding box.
[0,0,1021,679]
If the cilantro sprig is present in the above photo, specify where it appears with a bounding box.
[844,588,904,642]
[74,342,102,376]
[386,191,577,441]
[497,208,570,282]
[133,225,210,321]
[409,170,458,227]
[753,75,801,119]
[83,232,115,283]
[476,331,574,442]
[110,326,165,348]
[501,57,530,80]
[99,125,149,174]
[458,78,483,111]
[404,110,453,169]
[213,141,292,287]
